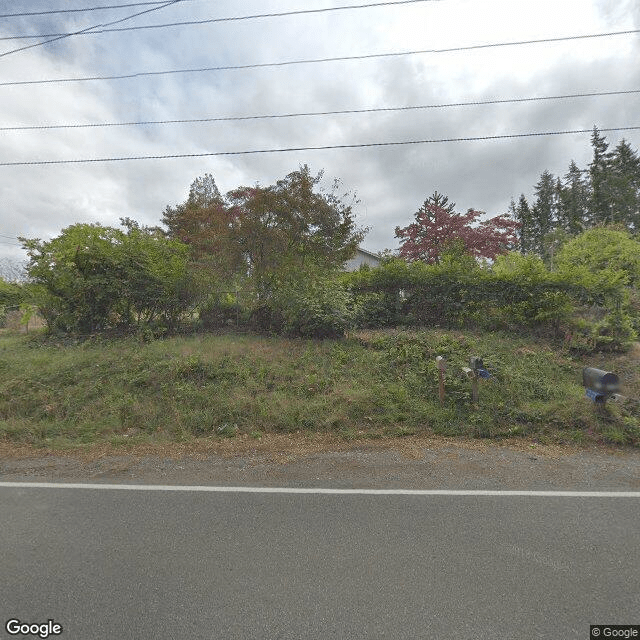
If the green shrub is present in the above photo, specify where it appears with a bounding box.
[592,308,637,352]
[261,278,353,339]
[199,293,245,329]
[21,223,196,334]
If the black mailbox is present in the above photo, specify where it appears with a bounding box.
[582,367,620,399]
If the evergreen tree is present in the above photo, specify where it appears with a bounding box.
[531,170,557,259]
[424,191,456,214]
[588,127,612,225]
[609,139,640,230]
[511,194,535,254]
[557,160,588,236]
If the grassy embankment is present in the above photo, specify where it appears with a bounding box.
[1,328,639,450]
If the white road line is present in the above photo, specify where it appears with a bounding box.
[0,482,639,496]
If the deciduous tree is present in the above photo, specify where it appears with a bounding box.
[395,193,519,264]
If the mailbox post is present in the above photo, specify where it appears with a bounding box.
[462,357,491,405]
[436,356,446,406]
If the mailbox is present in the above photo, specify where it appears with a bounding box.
[469,356,491,379]
[582,367,620,402]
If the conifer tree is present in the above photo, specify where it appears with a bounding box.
[511,195,535,254]
[531,170,557,258]
[609,139,640,230]
[557,160,588,236]
[588,127,612,225]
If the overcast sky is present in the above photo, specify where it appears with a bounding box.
[1,0,639,263]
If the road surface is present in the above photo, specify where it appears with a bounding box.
[1,482,638,639]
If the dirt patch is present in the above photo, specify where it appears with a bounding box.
[1,433,637,490]
[0,432,594,463]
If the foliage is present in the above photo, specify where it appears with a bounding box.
[252,276,352,339]
[555,227,640,286]
[20,222,194,334]
[164,165,366,296]
[395,192,519,264]
[198,293,245,329]
[514,130,640,252]
[2,329,637,449]
[0,277,25,307]
[344,253,602,335]
[162,174,242,291]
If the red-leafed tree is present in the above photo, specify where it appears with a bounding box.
[395,193,520,264]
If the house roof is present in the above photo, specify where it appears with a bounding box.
[355,247,381,260]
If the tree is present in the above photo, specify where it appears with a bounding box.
[162,174,240,287]
[556,160,588,236]
[395,193,519,264]
[0,277,24,307]
[530,170,557,260]
[609,140,640,231]
[510,194,534,254]
[555,226,640,287]
[20,223,193,333]
[165,165,366,293]
[588,127,613,226]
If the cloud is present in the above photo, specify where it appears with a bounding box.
[1,0,638,260]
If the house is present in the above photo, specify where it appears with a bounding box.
[343,247,382,272]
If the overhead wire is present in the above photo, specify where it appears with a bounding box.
[0,1,197,19]
[0,0,185,59]
[0,0,442,40]
[2,88,639,131]
[2,29,638,86]
[1,126,639,167]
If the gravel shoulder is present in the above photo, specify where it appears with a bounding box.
[1,434,638,490]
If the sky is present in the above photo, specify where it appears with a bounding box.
[0,0,639,265]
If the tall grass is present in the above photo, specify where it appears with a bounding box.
[0,329,638,448]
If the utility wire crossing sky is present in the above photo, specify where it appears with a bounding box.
[0,0,638,260]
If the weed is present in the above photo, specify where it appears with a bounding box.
[0,329,638,448]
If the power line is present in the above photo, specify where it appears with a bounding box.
[0,1,196,19]
[0,234,19,239]
[3,29,638,86]
[1,126,639,166]
[0,0,442,40]
[0,0,184,60]
[2,88,639,131]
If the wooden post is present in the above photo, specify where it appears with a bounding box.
[471,376,479,405]
[462,366,479,407]
[436,356,446,406]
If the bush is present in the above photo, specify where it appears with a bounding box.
[253,278,352,339]
[199,293,245,329]
[592,308,637,352]
[21,223,196,334]
[352,291,408,328]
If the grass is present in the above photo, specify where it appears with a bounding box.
[0,328,639,450]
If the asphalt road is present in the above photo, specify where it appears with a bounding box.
[1,484,639,640]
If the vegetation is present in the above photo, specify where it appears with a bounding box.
[5,152,640,452]
[163,166,365,294]
[511,128,640,265]
[20,222,195,334]
[0,329,638,449]
[395,192,519,264]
